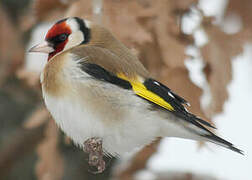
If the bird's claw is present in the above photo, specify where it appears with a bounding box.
[88,158,105,174]
[84,137,106,173]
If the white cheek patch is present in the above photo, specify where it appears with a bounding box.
[64,30,84,50]
[66,18,79,31]
[83,19,91,28]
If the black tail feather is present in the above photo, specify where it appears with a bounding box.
[194,116,216,129]
[203,134,244,155]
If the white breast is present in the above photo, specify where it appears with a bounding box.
[43,87,169,156]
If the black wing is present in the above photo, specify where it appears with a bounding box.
[143,78,216,129]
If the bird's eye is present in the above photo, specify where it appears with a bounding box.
[47,33,69,46]
[58,34,67,41]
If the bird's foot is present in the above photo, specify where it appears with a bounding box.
[83,137,106,174]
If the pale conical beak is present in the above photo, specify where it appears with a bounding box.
[28,41,54,53]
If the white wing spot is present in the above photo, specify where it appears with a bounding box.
[185,102,191,106]
[184,107,189,112]
[168,92,175,98]
[153,81,160,86]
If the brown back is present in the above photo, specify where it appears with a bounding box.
[71,24,149,78]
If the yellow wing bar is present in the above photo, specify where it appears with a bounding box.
[118,74,174,111]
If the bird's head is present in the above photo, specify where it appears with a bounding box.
[29,17,91,60]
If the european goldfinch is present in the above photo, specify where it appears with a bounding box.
[29,17,243,158]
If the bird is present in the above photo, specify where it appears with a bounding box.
[29,17,243,160]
